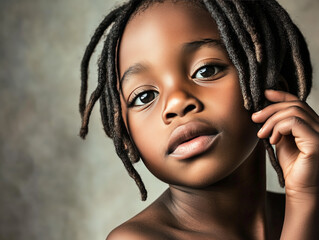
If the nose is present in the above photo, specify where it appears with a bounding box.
[162,90,203,124]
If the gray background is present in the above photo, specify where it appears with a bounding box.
[0,0,318,239]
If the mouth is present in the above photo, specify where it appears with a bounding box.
[167,121,219,160]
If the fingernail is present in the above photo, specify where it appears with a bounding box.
[253,110,262,115]
[258,127,264,134]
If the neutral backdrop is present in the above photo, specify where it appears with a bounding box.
[0,0,318,239]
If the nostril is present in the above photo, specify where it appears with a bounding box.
[166,112,177,119]
[183,104,196,115]
[163,100,201,122]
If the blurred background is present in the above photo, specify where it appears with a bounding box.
[0,0,318,239]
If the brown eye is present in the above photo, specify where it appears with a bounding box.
[132,90,159,106]
[193,65,224,79]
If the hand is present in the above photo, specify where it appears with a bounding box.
[252,90,319,198]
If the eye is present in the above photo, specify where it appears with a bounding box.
[130,90,159,107]
[192,64,225,79]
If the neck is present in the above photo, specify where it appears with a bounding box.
[166,141,267,239]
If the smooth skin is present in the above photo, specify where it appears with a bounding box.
[107,1,319,239]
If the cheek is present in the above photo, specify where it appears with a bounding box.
[205,79,259,153]
[223,89,258,143]
[127,109,164,160]
[128,113,170,181]
[224,102,259,162]
[203,78,247,123]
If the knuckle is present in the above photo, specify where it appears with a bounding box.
[287,105,304,115]
[305,145,319,160]
[291,116,304,125]
[290,100,303,107]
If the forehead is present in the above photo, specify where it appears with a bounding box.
[118,0,220,76]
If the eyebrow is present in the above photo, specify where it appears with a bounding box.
[120,63,149,84]
[182,38,224,53]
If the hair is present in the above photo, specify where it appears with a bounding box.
[79,0,312,201]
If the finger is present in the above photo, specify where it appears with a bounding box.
[264,89,299,102]
[256,106,319,139]
[270,117,319,150]
[252,101,319,124]
[272,118,319,190]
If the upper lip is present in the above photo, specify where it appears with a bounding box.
[167,121,218,155]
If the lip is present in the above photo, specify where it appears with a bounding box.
[167,121,219,160]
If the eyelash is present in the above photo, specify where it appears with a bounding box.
[128,89,159,108]
[191,63,227,80]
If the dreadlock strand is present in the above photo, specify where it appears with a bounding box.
[203,0,252,110]
[113,109,147,199]
[253,2,278,90]
[254,5,286,185]
[79,90,100,138]
[100,1,140,138]
[80,5,126,117]
[248,2,285,187]
[105,5,136,139]
[108,1,144,154]
[264,0,307,100]
[99,90,112,137]
[113,131,147,200]
[98,27,119,138]
[259,2,287,81]
[263,138,285,187]
[232,0,263,63]
[215,0,261,110]
[79,5,128,139]
[106,0,147,199]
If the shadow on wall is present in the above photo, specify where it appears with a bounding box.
[0,0,318,240]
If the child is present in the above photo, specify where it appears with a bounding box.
[79,0,319,239]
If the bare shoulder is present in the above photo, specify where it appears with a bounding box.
[106,191,174,240]
[106,221,154,240]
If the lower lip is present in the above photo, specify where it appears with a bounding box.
[169,134,219,160]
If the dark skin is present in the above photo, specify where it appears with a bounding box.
[107,1,319,239]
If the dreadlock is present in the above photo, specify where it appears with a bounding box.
[79,0,312,200]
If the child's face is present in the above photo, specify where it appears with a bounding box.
[118,1,260,187]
